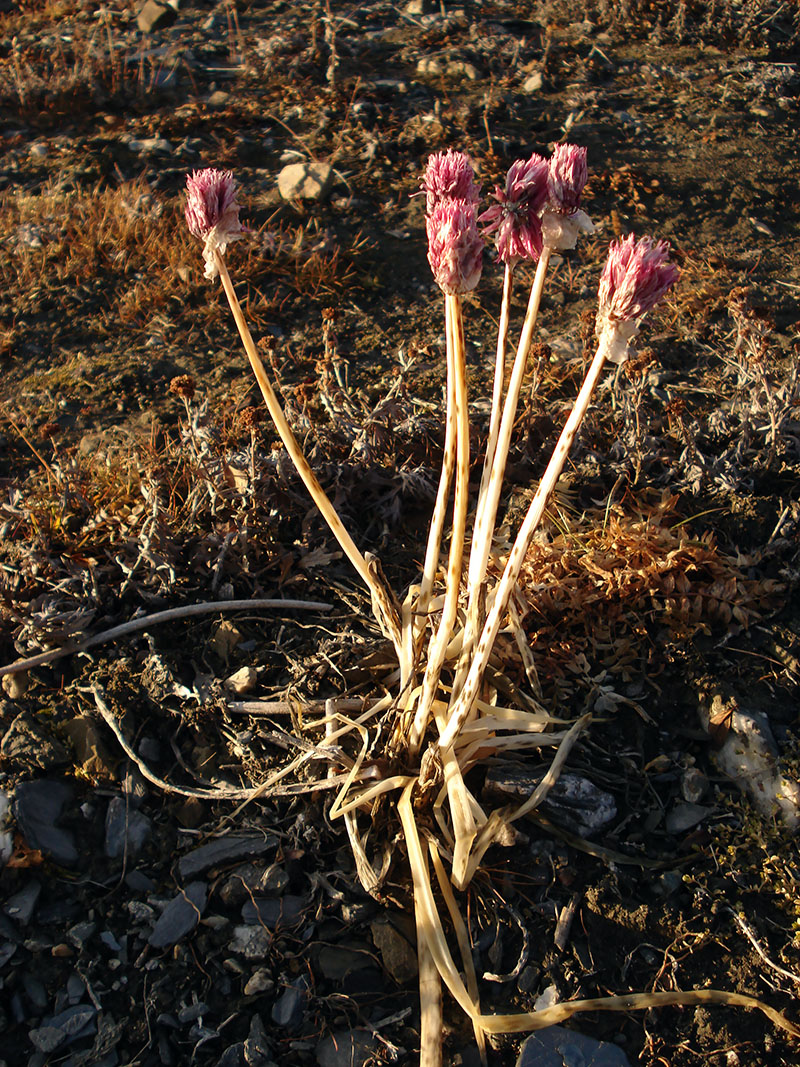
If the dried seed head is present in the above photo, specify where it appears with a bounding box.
[596,235,679,363]
[184,168,244,279]
[169,374,196,400]
[422,150,480,216]
[238,406,264,431]
[426,198,484,295]
[479,154,549,265]
[548,143,588,215]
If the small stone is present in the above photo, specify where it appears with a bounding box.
[128,136,174,154]
[416,56,444,76]
[217,1044,245,1067]
[51,943,74,957]
[271,979,307,1030]
[244,969,274,996]
[137,0,178,33]
[315,1029,379,1067]
[241,895,305,928]
[4,880,41,926]
[210,621,243,659]
[29,143,48,159]
[13,780,77,866]
[67,920,96,950]
[244,1012,272,1065]
[2,671,28,699]
[105,796,152,859]
[3,714,69,771]
[665,802,711,835]
[225,667,258,695]
[179,835,277,880]
[148,882,207,949]
[207,90,231,109]
[176,796,205,828]
[63,715,116,780]
[522,71,544,92]
[229,925,271,960]
[681,767,708,804]
[517,1025,630,1066]
[277,162,333,202]
[370,918,417,985]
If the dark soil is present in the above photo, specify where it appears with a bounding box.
[1,2,799,1066]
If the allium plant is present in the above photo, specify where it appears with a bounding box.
[181,157,799,1066]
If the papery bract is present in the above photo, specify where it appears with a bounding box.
[479,154,549,266]
[427,198,484,295]
[547,143,588,215]
[422,150,480,216]
[596,234,679,363]
[185,168,244,279]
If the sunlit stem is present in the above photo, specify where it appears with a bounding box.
[409,294,469,753]
[451,249,551,705]
[474,263,514,522]
[439,338,609,751]
[213,250,402,658]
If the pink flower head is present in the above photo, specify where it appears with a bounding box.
[422,150,480,216]
[185,168,244,279]
[547,143,588,215]
[596,235,679,363]
[427,198,483,295]
[478,153,549,266]
[598,235,679,322]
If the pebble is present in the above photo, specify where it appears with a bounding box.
[241,895,305,928]
[665,802,711,834]
[63,715,117,780]
[136,0,178,33]
[225,667,258,695]
[210,620,244,659]
[4,880,41,926]
[67,920,96,950]
[522,70,544,92]
[105,796,152,858]
[244,1012,273,1065]
[315,1029,379,1067]
[28,1004,97,1054]
[244,969,274,996]
[127,136,174,154]
[179,835,278,880]
[271,979,307,1030]
[1,670,28,699]
[13,780,78,866]
[0,789,12,865]
[229,925,271,960]
[517,1025,631,1066]
[148,882,207,949]
[277,162,333,201]
[370,918,417,985]
[3,713,70,770]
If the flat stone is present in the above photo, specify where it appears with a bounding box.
[3,713,69,770]
[210,621,243,659]
[271,980,307,1030]
[148,882,207,949]
[522,71,544,92]
[2,670,28,699]
[517,1026,631,1066]
[244,969,274,996]
[29,1004,97,1054]
[105,797,152,858]
[63,715,117,780]
[241,895,305,928]
[315,943,373,982]
[483,768,617,837]
[277,162,333,201]
[229,925,271,960]
[225,667,258,695]
[665,802,711,834]
[370,918,417,985]
[137,0,178,33]
[179,835,277,880]
[4,880,41,926]
[217,1044,245,1067]
[13,781,78,866]
[315,1029,379,1067]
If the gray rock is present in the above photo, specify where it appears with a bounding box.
[2,669,28,699]
[315,943,373,982]
[370,918,417,984]
[3,714,69,770]
[483,768,617,837]
[681,767,708,803]
[522,71,544,92]
[4,880,41,926]
[13,781,78,866]
[665,802,711,834]
[241,895,305,928]
[229,925,271,960]
[217,1045,245,1067]
[244,1013,272,1065]
[517,1026,630,1066]
[277,162,333,201]
[148,882,207,949]
[137,0,178,33]
[244,969,274,996]
[105,797,152,858]
[315,1029,379,1067]
[179,835,277,880]
[67,921,96,950]
[29,1004,97,1054]
[271,979,307,1029]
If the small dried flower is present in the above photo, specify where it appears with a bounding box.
[184,168,244,279]
[596,235,679,363]
[547,144,588,215]
[169,374,196,400]
[479,154,549,266]
[422,150,480,216]
[426,198,484,295]
[238,406,264,432]
[541,143,594,251]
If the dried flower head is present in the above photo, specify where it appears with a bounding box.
[185,168,244,279]
[422,150,480,216]
[238,406,264,432]
[547,144,588,215]
[169,374,196,400]
[426,198,484,295]
[479,154,549,265]
[596,235,679,363]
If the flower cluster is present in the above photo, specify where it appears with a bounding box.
[185,168,244,279]
[596,235,679,363]
[422,151,483,295]
[479,154,549,266]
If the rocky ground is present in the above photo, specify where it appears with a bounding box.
[1,1,800,1065]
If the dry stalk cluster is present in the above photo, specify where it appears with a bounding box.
[170,155,800,1063]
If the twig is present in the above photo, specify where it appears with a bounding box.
[0,599,332,678]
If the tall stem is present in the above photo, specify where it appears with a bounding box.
[475,264,514,521]
[439,340,609,751]
[409,295,470,753]
[214,251,402,652]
